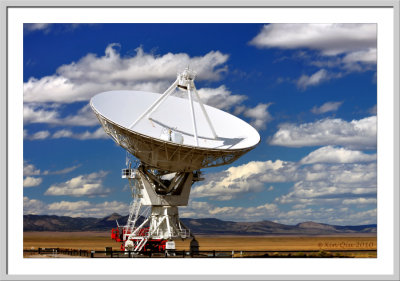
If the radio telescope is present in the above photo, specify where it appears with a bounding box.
[90,68,260,253]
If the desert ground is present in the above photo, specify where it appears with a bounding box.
[24,231,376,258]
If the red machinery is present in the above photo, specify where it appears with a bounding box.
[111,227,168,252]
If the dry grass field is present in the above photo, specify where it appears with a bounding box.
[24,231,114,251]
[24,231,376,258]
[175,235,376,252]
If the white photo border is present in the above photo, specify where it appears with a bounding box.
[1,1,399,280]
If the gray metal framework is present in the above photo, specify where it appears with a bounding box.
[91,106,258,172]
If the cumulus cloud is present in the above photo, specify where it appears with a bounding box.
[24,103,98,126]
[44,171,111,197]
[24,23,52,33]
[243,103,273,130]
[180,200,279,221]
[52,127,107,140]
[342,198,377,205]
[30,155,374,222]
[28,130,50,140]
[23,197,47,215]
[23,103,60,124]
[24,44,261,139]
[296,70,345,90]
[343,48,377,64]
[276,162,376,205]
[24,24,97,35]
[51,165,81,175]
[250,24,376,88]
[24,196,129,217]
[24,76,168,104]
[24,127,108,140]
[23,160,80,177]
[191,160,294,200]
[275,207,376,225]
[234,103,273,130]
[23,176,43,187]
[23,161,42,176]
[250,24,376,58]
[192,154,376,209]
[24,44,229,104]
[47,200,92,211]
[269,116,376,149]
[296,69,330,90]
[196,85,247,111]
[51,130,74,139]
[311,101,343,114]
[300,146,376,164]
[180,199,376,225]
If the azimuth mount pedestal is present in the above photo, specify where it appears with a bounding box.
[123,164,201,251]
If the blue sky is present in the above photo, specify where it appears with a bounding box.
[23,23,377,225]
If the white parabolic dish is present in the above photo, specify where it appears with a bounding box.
[90,90,260,172]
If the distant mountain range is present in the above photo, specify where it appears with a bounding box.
[23,213,376,235]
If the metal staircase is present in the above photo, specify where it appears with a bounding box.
[127,198,141,229]
[134,236,148,252]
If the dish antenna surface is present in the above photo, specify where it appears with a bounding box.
[90,68,260,253]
